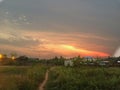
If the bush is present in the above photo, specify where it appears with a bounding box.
[46,66,120,90]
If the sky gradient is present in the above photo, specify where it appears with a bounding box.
[0,0,120,58]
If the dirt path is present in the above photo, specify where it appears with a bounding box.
[39,67,55,90]
[39,70,49,90]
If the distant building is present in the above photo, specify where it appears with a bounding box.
[64,60,74,67]
[98,62,106,66]
[98,61,110,66]
[83,56,96,62]
[117,61,120,64]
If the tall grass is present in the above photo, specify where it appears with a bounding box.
[46,66,120,90]
[0,65,48,90]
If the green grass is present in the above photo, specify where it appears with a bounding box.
[0,65,48,90]
[1,65,120,90]
[46,66,120,90]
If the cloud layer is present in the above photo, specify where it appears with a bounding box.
[0,0,3,3]
[0,0,120,58]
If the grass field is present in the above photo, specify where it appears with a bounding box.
[0,65,48,90]
[46,66,120,90]
[0,65,120,90]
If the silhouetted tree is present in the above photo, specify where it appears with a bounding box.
[16,55,29,65]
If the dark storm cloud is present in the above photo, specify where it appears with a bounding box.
[16,0,120,40]
[1,0,120,35]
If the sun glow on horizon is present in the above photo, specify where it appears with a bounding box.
[61,45,79,51]
[61,44,109,57]
[61,45,90,53]
[45,44,109,57]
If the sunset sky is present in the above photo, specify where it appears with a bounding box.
[0,0,120,58]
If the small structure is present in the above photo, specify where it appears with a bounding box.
[117,61,120,63]
[83,56,95,62]
[98,61,106,66]
[98,61,110,66]
[115,60,120,66]
[64,60,74,67]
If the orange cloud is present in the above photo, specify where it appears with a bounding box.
[60,44,109,57]
[38,44,109,57]
[0,29,111,58]
[23,31,111,58]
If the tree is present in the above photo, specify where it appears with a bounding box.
[74,55,83,67]
[16,55,29,65]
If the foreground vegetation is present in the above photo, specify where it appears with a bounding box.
[0,65,48,90]
[46,66,120,90]
[0,54,120,90]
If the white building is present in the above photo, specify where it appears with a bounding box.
[117,61,120,64]
[64,60,74,67]
[98,61,109,66]
[83,56,96,62]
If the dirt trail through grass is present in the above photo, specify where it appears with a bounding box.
[39,70,49,90]
[39,67,55,90]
